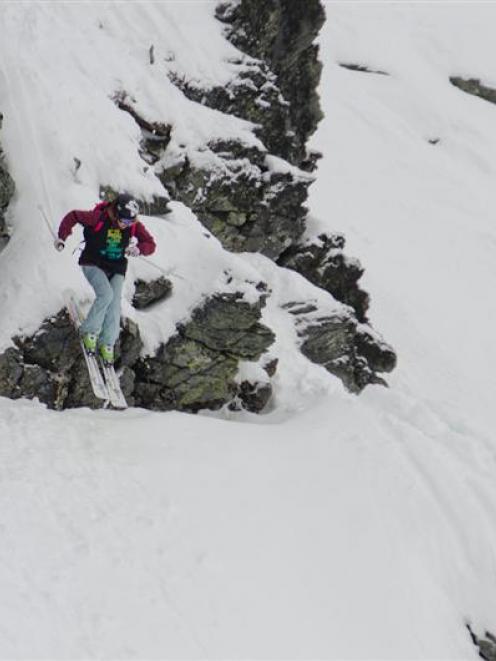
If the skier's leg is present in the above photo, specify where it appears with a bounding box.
[80,266,114,337]
[99,273,125,347]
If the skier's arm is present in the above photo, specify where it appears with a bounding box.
[134,222,156,256]
[58,210,98,241]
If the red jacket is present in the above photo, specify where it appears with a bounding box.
[58,202,156,275]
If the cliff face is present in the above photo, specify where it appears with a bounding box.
[0,1,396,412]
[0,113,14,247]
[216,0,325,168]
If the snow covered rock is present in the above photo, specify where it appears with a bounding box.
[216,0,325,167]
[450,76,496,105]
[468,625,496,661]
[354,324,397,375]
[0,348,23,398]
[159,137,310,258]
[0,113,14,244]
[0,310,103,409]
[279,232,370,322]
[338,62,389,76]
[132,276,173,310]
[278,233,397,386]
[233,378,272,413]
[169,59,294,165]
[158,0,324,257]
[0,284,275,412]
[281,300,392,393]
[134,290,275,412]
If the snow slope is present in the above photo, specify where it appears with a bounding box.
[309,2,496,438]
[1,2,496,658]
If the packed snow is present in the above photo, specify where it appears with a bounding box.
[0,2,496,658]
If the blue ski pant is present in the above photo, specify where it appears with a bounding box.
[80,265,125,346]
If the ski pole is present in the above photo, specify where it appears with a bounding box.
[37,204,56,240]
[138,255,188,282]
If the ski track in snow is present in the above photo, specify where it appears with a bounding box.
[0,2,495,658]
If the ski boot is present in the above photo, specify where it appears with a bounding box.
[99,344,115,366]
[82,333,97,356]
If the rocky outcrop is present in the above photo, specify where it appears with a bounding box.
[160,139,311,258]
[279,232,370,322]
[168,62,295,169]
[468,625,496,661]
[114,86,312,258]
[283,301,396,393]
[133,276,173,309]
[450,76,496,105]
[134,290,275,411]
[0,0,398,410]
[0,311,100,409]
[0,112,15,245]
[216,0,325,168]
[156,0,325,258]
[339,63,389,76]
[0,288,275,413]
[233,378,272,413]
[278,233,398,381]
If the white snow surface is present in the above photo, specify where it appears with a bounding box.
[0,2,496,658]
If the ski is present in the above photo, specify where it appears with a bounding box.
[63,290,109,403]
[100,362,128,410]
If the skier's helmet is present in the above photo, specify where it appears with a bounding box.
[115,193,140,221]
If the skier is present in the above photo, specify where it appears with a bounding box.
[55,193,156,365]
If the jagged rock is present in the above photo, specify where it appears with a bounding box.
[450,76,496,105]
[16,311,79,372]
[169,63,296,166]
[0,310,110,410]
[0,289,275,412]
[64,358,106,410]
[339,63,389,76]
[0,347,23,398]
[262,357,279,377]
[468,625,496,661]
[0,176,13,238]
[18,365,63,408]
[299,314,384,393]
[182,292,275,358]
[11,310,104,410]
[135,291,275,412]
[355,325,397,374]
[158,138,310,258]
[117,318,144,367]
[283,300,394,393]
[0,112,15,243]
[132,277,172,309]
[279,233,370,322]
[160,2,323,256]
[216,0,325,167]
[119,365,136,406]
[135,339,239,411]
[230,379,272,413]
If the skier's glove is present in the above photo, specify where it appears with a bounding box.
[125,245,140,257]
[54,239,65,252]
